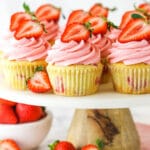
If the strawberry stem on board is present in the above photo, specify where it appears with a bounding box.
[48,140,59,150]
[96,139,105,150]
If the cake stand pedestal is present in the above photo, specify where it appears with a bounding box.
[67,108,140,150]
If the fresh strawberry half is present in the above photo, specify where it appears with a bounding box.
[119,10,145,29]
[84,16,107,35]
[16,103,45,123]
[35,4,61,21]
[0,104,18,124]
[119,19,150,43]
[49,140,76,150]
[10,12,32,32]
[138,3,150,14]
[89,3,108,18]
[61,23,90,42]
[27,69,51,93]
[0,98,16,106]
[67,9,90,25]
[81,144,98,150]
[14,20,43,40]
[0,139,21,150]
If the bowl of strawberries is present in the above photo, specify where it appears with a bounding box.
[0,98,52,150]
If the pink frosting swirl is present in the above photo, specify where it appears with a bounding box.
[46,39,101,66]
[88,34,112,58]
[2,32,49,61]
[108,40,150,65]
[106,29,121,42]
[41,20,59,41]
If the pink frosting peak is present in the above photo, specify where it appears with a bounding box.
[108,40,150,65]
[46,39,101,66]
[106,29,121,42]
[41,20,59,41]
[88,34,112,58]
[3,32,50,61]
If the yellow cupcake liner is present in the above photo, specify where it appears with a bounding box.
[109,63,150,94]
[47,63,103,96]
[1,59,47,90]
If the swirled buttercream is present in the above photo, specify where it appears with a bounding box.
[41,20,59,41]
[2,32,49,61]
[88,34,112,58]
[106,29,121,42]
[46,39,101,66]
[108,40,150,65]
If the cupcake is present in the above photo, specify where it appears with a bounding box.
[1,6,49,90]
[35,4,61,45]
[85,15,114,84]
[108,14,150,94]
[46,22,103,96]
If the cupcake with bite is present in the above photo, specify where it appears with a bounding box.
[1,3,49,90]
[108,12,150,94]
[46,21,103,96]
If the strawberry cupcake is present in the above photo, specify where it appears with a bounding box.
[35,4,61,45]
[108,15,150,94]
[1,5,49,90]
[85,16,113,83]
[46,23,103,96]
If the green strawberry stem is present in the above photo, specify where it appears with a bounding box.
[108,7,117,12]
[96,139,105,150]
[84,22,93,37]
[23,2,47,33]
[35,66,45,72]
[48,140,59,150]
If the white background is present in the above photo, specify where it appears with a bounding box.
[0,0,150,149]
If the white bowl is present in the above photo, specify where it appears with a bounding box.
[0,111,53,150]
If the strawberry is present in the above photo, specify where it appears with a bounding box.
[0,98,16,106]
[10,12,32,32]
[14,20,43,40]
[67,9,90,25]
[119,10,145,29]
[138,3,150,14]
[0,104,18,124]
[82,144,98,150]
[49,141,76,150]
[0,139,21,150]
[89,3,109,18]
[118,19,150,43]
[84,16,107,35]
[27,68,51,93]
[61,23,91,42]
[16,103,45,123]
[35,4,61,22]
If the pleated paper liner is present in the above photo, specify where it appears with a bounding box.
[108,63,150,94]
[1,59,47,90]
[47,63,103,96]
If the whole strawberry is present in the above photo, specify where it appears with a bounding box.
[0,139,21,150]
[49,140,76,150]
[0,104,18,124]
[16,103,45,123]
